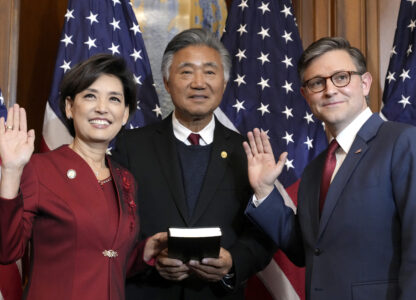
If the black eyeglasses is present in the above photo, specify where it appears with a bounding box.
[302,71,362,93]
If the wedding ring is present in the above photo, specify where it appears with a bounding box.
[5,125,13,130]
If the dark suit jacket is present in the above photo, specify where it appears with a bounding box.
[113,115,274,300]
[246,114,416,300]
[0,145,146,300]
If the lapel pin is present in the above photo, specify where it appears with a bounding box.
[355,149,362,154]
[221,151,228,159]
[67,169,77,179]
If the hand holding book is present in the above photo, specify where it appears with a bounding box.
[187,247,234,284]
[163,227,232,283]
[167,227,222,262]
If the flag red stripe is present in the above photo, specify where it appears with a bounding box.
[286,180,300,206]
[39,136,51,153]
[245,275,273,300]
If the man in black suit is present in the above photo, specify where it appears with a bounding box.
[113,28,274,299]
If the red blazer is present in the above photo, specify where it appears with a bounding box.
[0,146,146,300]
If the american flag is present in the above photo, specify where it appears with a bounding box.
[217,0,327,299]
[382,0,416,125]
[0,90,6,120]
[41,0,161,152]
[0,89,23,300]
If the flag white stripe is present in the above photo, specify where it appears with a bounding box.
[42,102,73,149]
[214,107,240,133]
[257,259,301,300]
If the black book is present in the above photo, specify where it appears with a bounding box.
[168,227,222,262]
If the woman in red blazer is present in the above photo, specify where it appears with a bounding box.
[0,54,166,300]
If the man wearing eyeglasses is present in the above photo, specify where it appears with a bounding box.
[244,37,416,300]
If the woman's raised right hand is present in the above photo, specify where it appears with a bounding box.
[0,104,35,199]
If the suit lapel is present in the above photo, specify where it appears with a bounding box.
[307,155,325,240]
[153,116,189,224]
[189,121,232,225]
[318,114,384,239]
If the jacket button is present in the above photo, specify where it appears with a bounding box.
[314,248,322,256]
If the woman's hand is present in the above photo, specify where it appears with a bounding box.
[0,104,35,199]
[143,232,168,262]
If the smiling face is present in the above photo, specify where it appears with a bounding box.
[65,74,129,146]
[164,45,226,128]
[300,49,372,137]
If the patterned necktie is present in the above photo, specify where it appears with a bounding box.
[187,133,200,146]
[319,139,339,215]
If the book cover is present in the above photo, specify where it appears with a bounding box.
[168,227,222,262]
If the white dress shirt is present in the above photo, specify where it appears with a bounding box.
[172,112,215,146]
[330,107,373,181]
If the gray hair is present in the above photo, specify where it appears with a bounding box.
[161,28,231,82]
[298,37,367,83]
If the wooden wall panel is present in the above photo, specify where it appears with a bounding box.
[294,0,334,46]
[294,0,380,111]
[293,0,313,48]
[314,0,334,40]
[334,0,366,51]
[365,0,381,112]
[17,0,68,150]
[0,0,20,106]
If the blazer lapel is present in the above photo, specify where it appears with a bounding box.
[108,158,138,248]
[318,114,384,239]
[57,146,112,245]
[153,116,189,224]
[189,121,232,225]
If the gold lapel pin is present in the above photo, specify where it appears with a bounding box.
[221,151,228,159]
[355,149,362,154]
[67,169,77,179]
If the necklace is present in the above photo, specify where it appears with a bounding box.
[98,176,112,185]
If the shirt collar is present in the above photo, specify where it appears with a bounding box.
[172,112,215,145]
[334,107,372,154]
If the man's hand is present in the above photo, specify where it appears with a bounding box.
[243,128,287,199]
[155,249,190,281]
[187,247,233,282]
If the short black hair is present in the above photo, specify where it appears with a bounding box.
[298,37,367,82]
[59,54,137,136]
